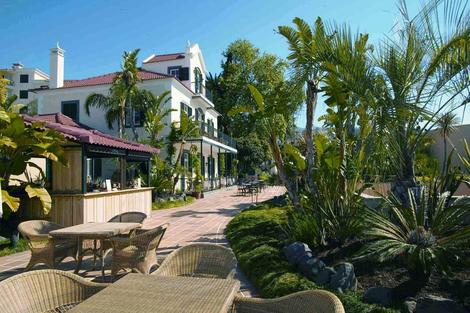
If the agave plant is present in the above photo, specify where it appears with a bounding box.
[358,187,470,283]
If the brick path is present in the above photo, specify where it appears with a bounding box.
[0,186,285,296]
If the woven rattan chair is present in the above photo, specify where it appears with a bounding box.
[110,223,168,278]
[0,269,108,313]
[108,211,147,223]
[231,290,345,313]
[83,211,148,263]
[153,243,237,279]
[18,220,78,271]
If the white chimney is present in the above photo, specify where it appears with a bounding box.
[49,43,65,88]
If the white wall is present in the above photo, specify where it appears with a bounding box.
[3,67,48,107]
[429,124,470,172]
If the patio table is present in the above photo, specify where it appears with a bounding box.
[49,222,141,278]
[68,273,240,313]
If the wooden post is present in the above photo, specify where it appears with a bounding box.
[81,145,87,193]
[120,157,127,190]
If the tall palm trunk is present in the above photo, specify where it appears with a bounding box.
[442,136,447,173]
[119,99,126,139]
[305,80,319,193]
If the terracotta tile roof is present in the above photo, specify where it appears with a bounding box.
[60,69,170,89]
[23,113,159,154]
[143,53,185,63]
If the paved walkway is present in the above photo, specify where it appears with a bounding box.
[0,186,285,296]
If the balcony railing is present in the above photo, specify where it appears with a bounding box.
[198,122,236,148]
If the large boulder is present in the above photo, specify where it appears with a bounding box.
[298,257,325,280]
[415,295,468,313]
[315,266,336,286]
[363,286,394,307]
[283,242,313,267]
[329,262,357,292]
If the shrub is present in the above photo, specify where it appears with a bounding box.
[225,202,399,312]
[152,196,194,210]
[357,188,470,282]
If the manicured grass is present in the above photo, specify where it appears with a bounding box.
[0,238,28,257]
[152,196,195,210]
[225,201,398,313]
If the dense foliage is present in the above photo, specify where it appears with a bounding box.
[207,40,303,176]
[0,79,67,216]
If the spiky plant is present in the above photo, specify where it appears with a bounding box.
[358,187,470,283]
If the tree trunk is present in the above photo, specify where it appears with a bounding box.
[119,101,126,139]
[171,142,185,194]
[268,135,299,207]
[305,80,318,194]
[442,137,447,173]
[129,99,139,141]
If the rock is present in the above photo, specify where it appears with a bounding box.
[283,242,313,267]
[363,286,393,307]
[415,295,468,313]
[329,262,357,292]
[298,256,325,280]
[402,299,417,313]
[315,267,336,286]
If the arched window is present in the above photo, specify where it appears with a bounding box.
[194,67,203,94]
[195,108,205,122]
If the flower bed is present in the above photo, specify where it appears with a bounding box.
[225,200,398,313]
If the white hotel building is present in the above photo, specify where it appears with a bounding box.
[2,43,237,192]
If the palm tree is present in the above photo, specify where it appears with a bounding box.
[137,90,173,148]
[168,112,201,193]
[374,0,470,194]
[85,49,141,139]
[437,112,459,172]
[278,17,328,193]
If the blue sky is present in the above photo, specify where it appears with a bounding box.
[1,0,468,125]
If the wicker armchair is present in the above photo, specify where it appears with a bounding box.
[0,269,108,313]
[110,223,168,278]
[18,220,78,271]
[83,211,148,261]
[108,211,147,223]
[153,243,237,279]
[231,290,345,313]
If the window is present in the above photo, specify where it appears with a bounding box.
[125,107,144,128]
[19,90,28,99]
[86,157,121,192]
[20,74,29,83]
[61,100,79,121]
[126,160,149,189]
[195,108,205,122]
[207,119,215,136]
[194,67,203,94]
[180,102,192,118]
[168,66,181,79]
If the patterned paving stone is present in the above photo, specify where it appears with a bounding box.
[0,186,285,296]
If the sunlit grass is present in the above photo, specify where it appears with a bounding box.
[0,238,28,257]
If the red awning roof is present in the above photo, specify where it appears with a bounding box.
[143,53,185,63]
[23,113,159,154]
[58,69,170,89]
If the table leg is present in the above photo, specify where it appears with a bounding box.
[100,239,106,280]
[74,237,83,274]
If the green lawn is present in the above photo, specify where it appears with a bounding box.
[152,196,195,210]
[0,238,28,257]
[225,200,398,313]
